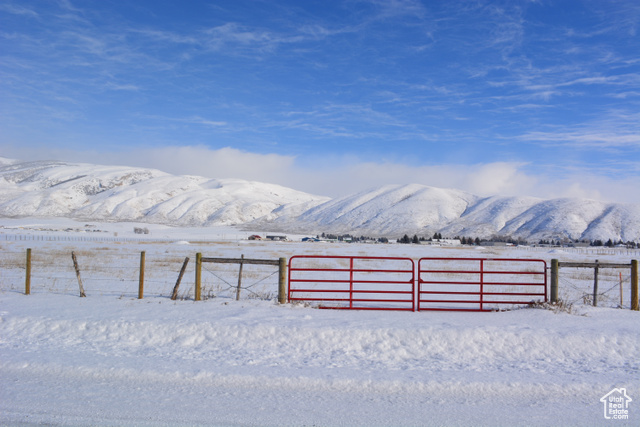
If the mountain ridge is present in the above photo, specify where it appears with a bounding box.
[0,158,638,242]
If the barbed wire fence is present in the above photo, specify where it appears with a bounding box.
[193,254,287,302]
[1,248,284,302]
[200,261,280,301]
[557,266,635,309]
[1,248,194,299]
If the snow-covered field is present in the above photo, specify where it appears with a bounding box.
[1,219,639,426]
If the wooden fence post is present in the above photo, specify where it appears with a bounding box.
[71,251,86,297]
[278,257,287,304]
[631,259,638,311]
[138,251,145,299]
[236,254,245,301]
[195,252,202,301]
[25,248,31,295]
[171,257,190,300]
[550,259,558,303]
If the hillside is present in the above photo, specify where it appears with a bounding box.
[0,159,329,227]
[0,158,638,242]
[266,185,640,242]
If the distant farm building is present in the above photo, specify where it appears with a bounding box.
[421,239,461,246]
[266,235,287,241]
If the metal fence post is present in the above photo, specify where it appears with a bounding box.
[550,259,558,303]
[479,259,484,311]
[593,259,599,307]
[195,252,202,301]
[632,259,638,311]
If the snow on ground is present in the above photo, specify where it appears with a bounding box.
[1,220,639,426]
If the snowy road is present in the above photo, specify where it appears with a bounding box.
[2,292,638,426]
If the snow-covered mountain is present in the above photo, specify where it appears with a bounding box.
[0,159,329,227]
[267,184,478,236]
[1,158,638,242]
[265,184,640,242]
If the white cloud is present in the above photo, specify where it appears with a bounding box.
[1,144,638,204]
[128,146,297,183]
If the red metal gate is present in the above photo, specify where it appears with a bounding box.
[288,255,415,311]
[417,258,547,311]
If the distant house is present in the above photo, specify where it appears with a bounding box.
[301,237,319,242]
[266,235,287,241]
[439,239,461,246]
[248,235,262,240]
[421,239,461,246]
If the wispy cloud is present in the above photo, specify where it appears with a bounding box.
[104,82,140,91]
[0,3,38,18]
[202,23,277,52]
[358,0,428,19]
[137,115,228,129]
[270,102,417,141]
[519,110,640,150]
[131,29,198,45]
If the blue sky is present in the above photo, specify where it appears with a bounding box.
[1,0,639,202]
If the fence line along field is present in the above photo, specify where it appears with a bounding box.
[1,231,637,310]
[3,245,284,302]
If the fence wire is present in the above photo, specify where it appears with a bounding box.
[0,249,200,299]
[1,248,281,301]
[558,268,632,308]
[200,262,279,301]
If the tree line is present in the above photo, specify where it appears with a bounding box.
[397,233,481,245]
[319,231,639,248]
[319,233,389,243]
